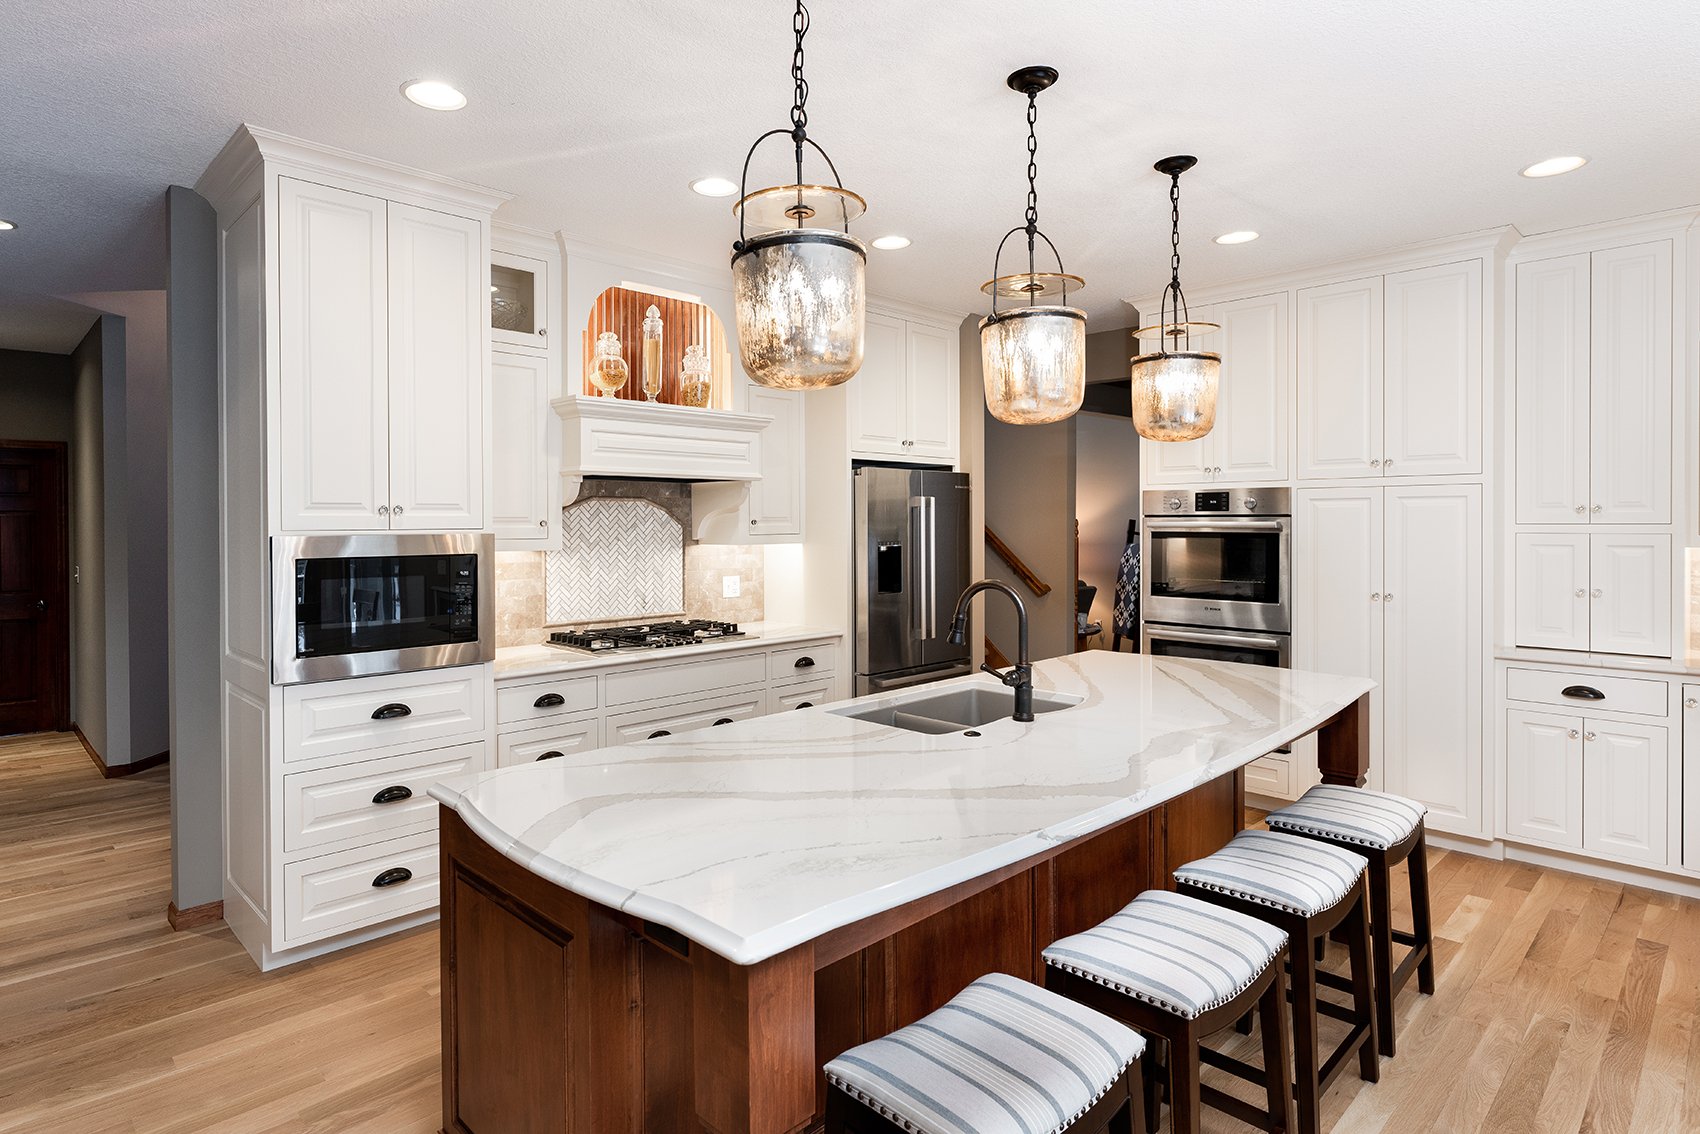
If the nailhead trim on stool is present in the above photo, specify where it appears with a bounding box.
[824,973,1146,1134]
[1172,828,1368,917]
[1264,784,1426,850]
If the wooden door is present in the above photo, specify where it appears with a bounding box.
[1589,240,1672,524]
[1384,260,1482,477]
[1581,720,1668,866]
[847,312,907,458]
[1513,532,1589,650]
[1213,293,1289,483]
[277,177,390,531]
[903,321,959,464]
[1504,709,1583,848]
[0,443,68,735]
[1588,533,1671,657]
[1514,254,1590,524]
[490,351,552,544]
[1382,484,1483,834]
[1297,276,1383,479]
[387,202,485,530]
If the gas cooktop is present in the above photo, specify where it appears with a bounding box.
[544,620,751,655]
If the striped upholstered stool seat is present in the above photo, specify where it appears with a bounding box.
[1172,828,1367,917]
[824,972,1147,1134]
[1264,784,1426,850]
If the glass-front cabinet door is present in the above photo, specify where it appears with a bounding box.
[491,249,550,351]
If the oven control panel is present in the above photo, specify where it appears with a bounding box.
[1145,486,1291,517]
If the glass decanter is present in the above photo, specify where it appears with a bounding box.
[679,344,712,408]
[591,330,629,398]
[641,305,663,402]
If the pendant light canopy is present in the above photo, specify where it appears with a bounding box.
[1130,155,1221,442]
[729,0,867,390]
[978,66,1087,426]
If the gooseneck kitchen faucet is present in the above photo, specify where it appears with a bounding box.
[946,579,1034,722]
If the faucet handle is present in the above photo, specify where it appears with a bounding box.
[980,662,1023,688]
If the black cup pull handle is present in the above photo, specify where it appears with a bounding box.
[647,729,672,739]
[713,717,735,726]
[793,656,815,669]
[1561,685,1605,701]
[534,693,566,708]
[795,701,814,710]
[536,750,565,761]
[371,785,413,805]
[371,702,412,721]
[372,867,413,888]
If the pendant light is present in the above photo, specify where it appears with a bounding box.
[978,66,1087,426]
[729,0,867,390]
[1130,156,1220,442]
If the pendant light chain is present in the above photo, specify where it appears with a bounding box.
[1161,167,1190,351]
[1024,90,1041,295]
[790,0,811,183]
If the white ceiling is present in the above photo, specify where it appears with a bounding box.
[0,290,102,355]
[5,0,1700,328]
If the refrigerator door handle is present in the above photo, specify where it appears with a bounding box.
[910,495,937,640]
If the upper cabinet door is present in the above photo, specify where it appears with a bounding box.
[746,386,804,538]
[1589,240,1672,524]
[1382,484,1483,833]
[1589,533,1672,658]
[277,178,390,531]
[489,248,551,353]
[1142,304,1214,485]
[386,203,485,530]
[1514,254,1591,525]
[903,322,959,464]
[1212,293,1290,483]
[849,312,908,458]
[489,351,552,543]
[1298,276,1383,480]
[1512,532,1589,650]
[1384,261,1481,477]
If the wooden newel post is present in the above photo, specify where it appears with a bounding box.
[1317,694,1371,787]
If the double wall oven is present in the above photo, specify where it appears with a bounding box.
[1140,487,1292,669]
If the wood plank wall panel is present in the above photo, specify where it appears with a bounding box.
[581,286,728,405]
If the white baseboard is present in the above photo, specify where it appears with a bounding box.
[1433,833,1700,899]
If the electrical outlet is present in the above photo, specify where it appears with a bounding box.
[722,574,741,599]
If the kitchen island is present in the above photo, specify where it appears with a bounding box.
[430,651,1374,1134]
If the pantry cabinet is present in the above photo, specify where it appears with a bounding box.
[1512,532,1671,656]
[850,311,959,465]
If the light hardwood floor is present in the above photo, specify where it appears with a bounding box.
[4,728,1699,1133]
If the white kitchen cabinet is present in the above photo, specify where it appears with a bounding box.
[490,351,553,541]
[745,386,804,538]
[489,248,551,352]
[277,178,390,531]
[1512,241,1672,525]
[849,313,959,465]
[1512,532,1670,656]
[1683,686,1700,870]
[1581,719,1668,866]
[1383,261,1482,477]
[1504,709,1583,848]
[1297,276,1383,480]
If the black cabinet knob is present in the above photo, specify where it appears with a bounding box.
[713,717,735,726]
[536,750,565,761]
[371,703,412,721]
[648,729,672,739]
[1561,685,1605,701]
[793,656,815,668]
[371,785,413,805]
[533,692,566,708]
[371,867,413,888]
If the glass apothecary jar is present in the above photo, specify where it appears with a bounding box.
[590,332,629,397]
[680,344,713,407]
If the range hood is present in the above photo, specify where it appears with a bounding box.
[552,394,773,539]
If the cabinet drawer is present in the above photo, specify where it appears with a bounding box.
[1244,754,1294,800]
[496,674,598,728]
[770,677,835,713]
[603,652,767,709]
[497,716,601,768]
[1505,668,1668,717]
[770,641,838,680]
[283,740,482,853]
[284,667,487,764]
[281,833,439,945]
[606,689,768,746]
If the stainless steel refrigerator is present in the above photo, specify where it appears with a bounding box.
[853,465,973,696]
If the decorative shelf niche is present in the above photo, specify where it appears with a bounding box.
[581,285,732,408]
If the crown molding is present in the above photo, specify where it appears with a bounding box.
[1506,205,1700,262]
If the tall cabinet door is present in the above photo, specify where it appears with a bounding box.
[1504,710,1583,848]
[277,178,390,531]
[904,322,960,464]
[1213,294,1289,482]
[1383,485,1483,834]
[489,351,552,542]
[1582,721,1668,865]
[746,387,803,537]
[1295,488,1385,781]
[1384,261,1481,477]
[1513,533,1589,650]
[1589,534,1671,657]
[386,203,485,530]
[849,313,908,458]
[1514,254,1591,524]
[1589,240,1672,524]
[1298,277,1383,480]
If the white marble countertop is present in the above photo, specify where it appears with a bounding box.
[493,623,843,681]
[432,651,1374,965]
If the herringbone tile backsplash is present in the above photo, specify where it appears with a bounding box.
[546,497,684,623]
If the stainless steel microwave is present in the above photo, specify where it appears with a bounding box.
[270,533,494,685]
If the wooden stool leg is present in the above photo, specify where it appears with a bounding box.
[1289,933,1322,1134]
[1410,828,1436,995]
[1143,1041,1164,1133]
[1259,957,1295,1134]
[1369,856,1397,1058]
[1169,1021,1203,1134]
[1347,894,1381,1084]
[1119,1060,1145,1134]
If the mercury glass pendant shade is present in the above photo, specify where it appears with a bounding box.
[979,306,1087,424]
[732,229,867,390]
[1129,349,1220,441]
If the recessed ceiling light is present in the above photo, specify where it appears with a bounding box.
[401,80,467,111]
[0,219,15,232]
[1520,155,1587,179]
[872,235,911,251]
[690,177,739,198]
[1214,230,1259,245]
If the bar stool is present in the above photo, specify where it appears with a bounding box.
[1174,829,1379,1134]
[1264,784,1433,1058]
[1043,890,1294,1134]
[824,972,1147,1134]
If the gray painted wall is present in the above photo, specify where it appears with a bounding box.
[1075,412,1140,638]
[165,186,224,909]
[0,350,74,442]
[983,409,1077,664]
[69,318,118,758]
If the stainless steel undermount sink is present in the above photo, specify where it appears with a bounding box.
[833,687,1082,734]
